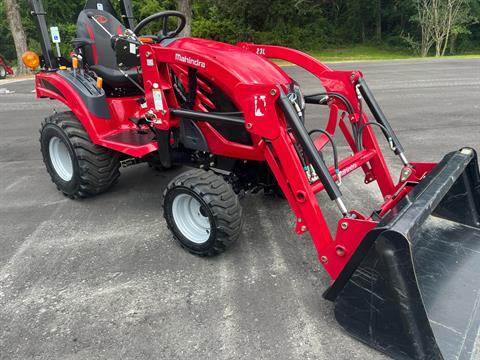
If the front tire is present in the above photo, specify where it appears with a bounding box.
[40,111,120,198]
[163,169,243,256]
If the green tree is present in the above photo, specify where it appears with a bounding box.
[0,0,479,69]
[4,0,28,74]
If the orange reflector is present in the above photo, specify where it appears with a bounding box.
[96,77,103,89]
[139,37,154,44]
[21,51,40,70]
[72,57,78,69]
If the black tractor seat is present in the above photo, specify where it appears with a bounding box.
[76,8,140,88]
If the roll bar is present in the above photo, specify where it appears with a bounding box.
[29,0,57,69]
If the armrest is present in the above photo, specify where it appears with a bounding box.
[71,38,95,49]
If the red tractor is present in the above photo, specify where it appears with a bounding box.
[0,55,14,79]
[27,0,480,358]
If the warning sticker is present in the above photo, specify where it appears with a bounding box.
[152,89,164,111]
[254,95,266,117]
[129,43,136,54]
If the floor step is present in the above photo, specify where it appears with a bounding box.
[104,130,155,146]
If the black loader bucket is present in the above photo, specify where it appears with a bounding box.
[324,148,480,360]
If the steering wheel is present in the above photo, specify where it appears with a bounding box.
[133,11,186,43]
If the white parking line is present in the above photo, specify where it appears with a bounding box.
[0,88,15,94]
[0,77,34,85]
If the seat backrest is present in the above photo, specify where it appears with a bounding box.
[76,9,125,69]
[84,0,117,15]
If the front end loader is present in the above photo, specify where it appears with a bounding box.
[26,0,480,358]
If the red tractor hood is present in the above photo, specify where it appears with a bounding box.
[166,37,292,86]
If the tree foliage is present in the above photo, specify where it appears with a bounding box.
[414,0,474,56]
[1,0,479,64]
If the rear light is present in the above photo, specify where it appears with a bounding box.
[139,37,154,44]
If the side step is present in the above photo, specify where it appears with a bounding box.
[105,129,155,146]
[99,129,158,157]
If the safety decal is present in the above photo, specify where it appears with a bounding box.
[152,89,164,111]
[254,95,266,117]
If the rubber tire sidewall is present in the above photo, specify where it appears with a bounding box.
[40,123,81,196]
[164,186,218,253]
[0,65,6,79]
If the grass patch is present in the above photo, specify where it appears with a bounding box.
[308,45,416,62]
[271,45,480,66]
[288,45,480,63]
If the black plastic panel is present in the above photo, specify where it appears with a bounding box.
[180,119,209,151]
[57,70,110,119]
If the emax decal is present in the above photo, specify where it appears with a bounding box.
[340,163,358,177]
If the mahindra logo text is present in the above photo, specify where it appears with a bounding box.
[340,163,358,177]
[175,54,206,68]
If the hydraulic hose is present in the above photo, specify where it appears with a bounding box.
[308,129,340,183]
[356,122,395,152]
[278,88,344,205]
[305,91,361,150]
[304,92,355,115]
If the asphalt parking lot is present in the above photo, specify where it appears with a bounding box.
[1,58,479,360]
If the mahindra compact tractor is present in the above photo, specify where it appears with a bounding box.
[0,55,14,79]
[25,0,480,358]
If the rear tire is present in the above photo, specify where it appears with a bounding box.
[0,65,6,79]
[163,169,243,256]
[40,111,120,198]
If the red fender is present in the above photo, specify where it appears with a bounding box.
[35,72,115,141]
[35,72,158,157]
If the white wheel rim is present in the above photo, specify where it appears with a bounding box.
[49,136,73,181]
[172,193,211,244]
[0,67,5,77]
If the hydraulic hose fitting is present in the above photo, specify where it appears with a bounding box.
[336,168,342,186]
[388,136,396,152]
[355,84,362,100]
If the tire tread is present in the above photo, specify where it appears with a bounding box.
[163,169,243,256]
[40,111,120,198]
